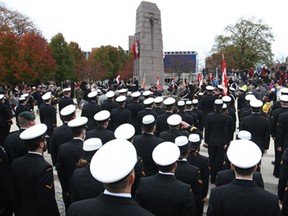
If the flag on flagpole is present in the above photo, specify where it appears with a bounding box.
[116,73,121,84]
[156,74,160,86]
[132,43,137,60]
[222,54,228,96]
[198,73,203,88]
[135,37,140,58]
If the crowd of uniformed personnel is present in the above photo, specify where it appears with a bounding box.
[0,78,288,216]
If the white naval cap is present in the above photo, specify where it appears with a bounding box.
[192,99,199,105]
[131,91,141,98]
[94,110,110,122]
[177,100,185,107]
[167,114,182,126]
[88,90,98,98]
[0,94,4,100]
[239,87,245,91]
[280,95,288,103]
[189,133,200,143]
[22,93,29,98]
[18,96,26,102]
[142,114,156,125]
[163,97,176,106]
[222,95,231,103]
[237,130,251,140]
[245,94,256,101]
[186,100,192,105]
[114,123,135,140]
[214,99,223,105]
[217,84,223,90]
[143,97,154,105]
[227,140,262,168]
[118,88,128,94]
[152,141,180,166]
[106,91,115,98]
[115,95,126,103]
[68,116,88,128]
[222,103,227,109]
[229,87,236,91]
[143,90,152,96]
[206,85,214,91]
[42,92,51,101]
[60,104,76,116]
[90,139,137,183]
[175,136,189,147]
[83,138,102,152]
[63,87,71,92]
[154,96,164,104]
[20,123,47,140]
[250,99,263,108]
[280,87,288,94]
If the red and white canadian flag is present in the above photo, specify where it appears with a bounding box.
[222,54,228,96]
[135,38,140,57]
[156,74,160,86]
[116,73,121,84]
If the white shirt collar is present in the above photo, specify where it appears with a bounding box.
[104,190,131,198]
[159,171,174,176]
[28,151,43,156]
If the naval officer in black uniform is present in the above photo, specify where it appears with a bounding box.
[135,141,196,216]
[49,104,75,165]
[56,116,88,211]
[207,140,280,216]
[85,110,115,144]
[67,139,154,216]
[70,138,104,202]
[58,87,74,112]
[9,124,60,216]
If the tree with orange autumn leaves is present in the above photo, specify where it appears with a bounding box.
[0,4,55,85]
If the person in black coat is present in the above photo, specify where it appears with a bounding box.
[56,117,88,211]
[70,138,104,202]
[0,94,13,147]
[175,136,203,216]
[198,85,215,123]
[9,124,60,216]
[207,139,280,216]
[110,96,132,131]
[39,92,57,152]
[270,95,288,177]
[14,96,30,128]
[279,148,288,216]
[4,111,36,165]
[133,115,163,176]
[81,91,102,131]
[85,110,115,144]
[58,87,74,112]
[67,139,154,216]
[240,99,270,155]
[188,99,204,132]
[101,90,118,112]
[0,146,12,216]
[177,100,196,126]
[187,133,209,216]
[204,99,230,183]
[159,114,191,143]
[155,97,176,136]
[152,96,165,116]
[49,104,75,165]
[126,92,145,135]
[137,98,157,135]
[135,141,196,216]
[236,87,247,126]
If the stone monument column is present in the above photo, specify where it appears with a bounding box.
[134,1,164,87]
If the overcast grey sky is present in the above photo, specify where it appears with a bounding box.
[2,0,288,66]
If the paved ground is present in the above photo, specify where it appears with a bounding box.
[10,107,280,215]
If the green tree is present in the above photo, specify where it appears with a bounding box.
[89,45,127,80]
[68,41,86,81]
[211,17,274,70]
[49,33,74,84]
